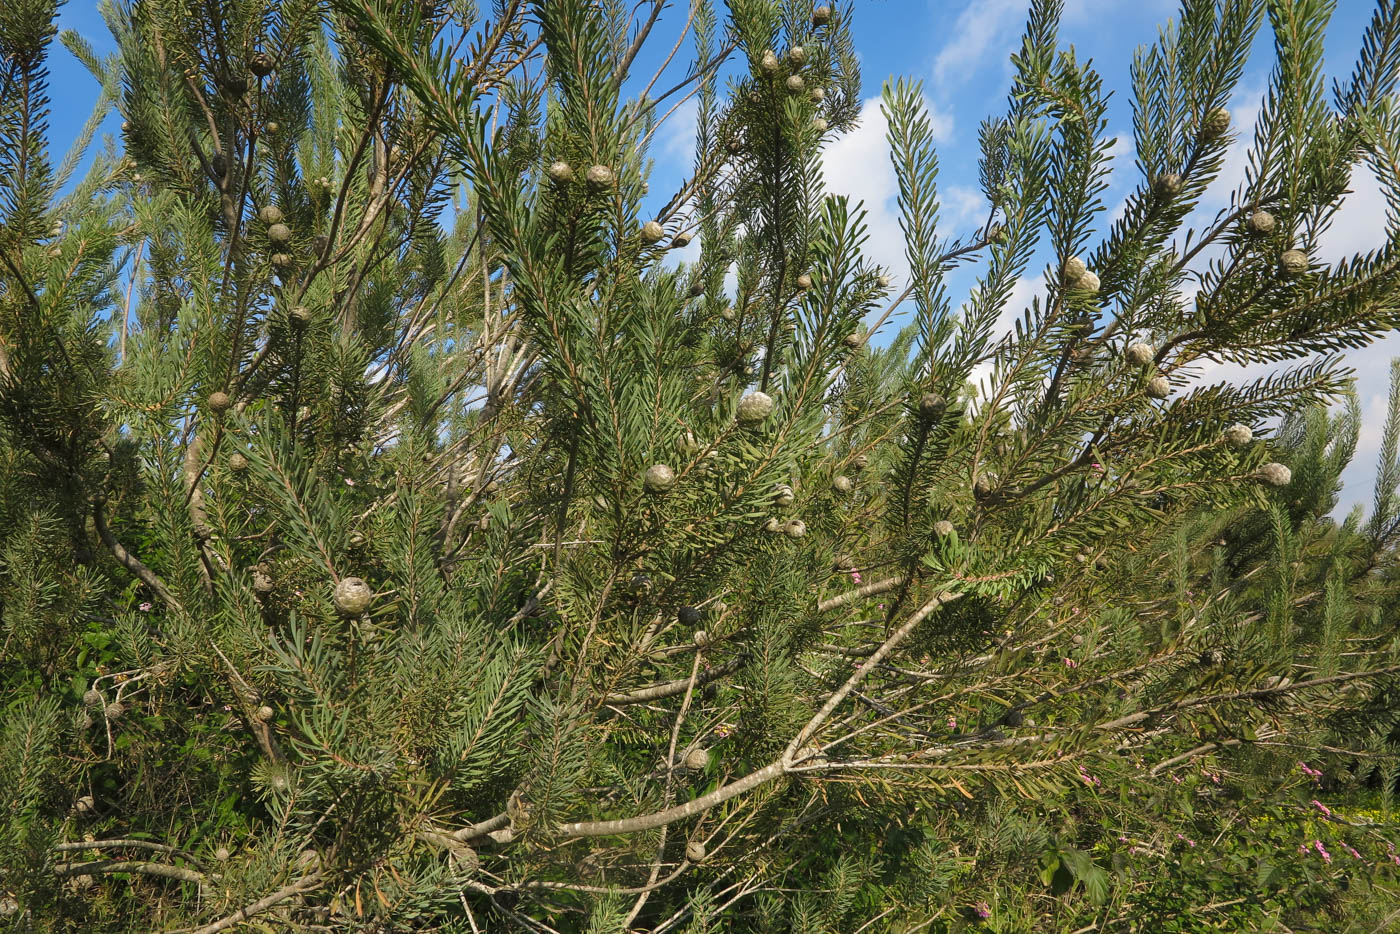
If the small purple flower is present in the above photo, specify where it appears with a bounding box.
[1063,657,1078,668]
[1312,799,1331,818]
[851,570,862,584]
[974,901,990,920]
[947,716,957,730]
[1314,840,1331,864]
[138,601,153,612]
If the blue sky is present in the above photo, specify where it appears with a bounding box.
[44,0,1394,515]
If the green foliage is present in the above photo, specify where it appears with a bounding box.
[4,0,1400,931]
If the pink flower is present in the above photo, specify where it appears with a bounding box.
[1312,800,1331,818]
[851,570,862,584]
[973,902,990,920]
[877,603,885,611]
[344,478,355,486]
[947,717,957,730]
[1344,845,1363,860]
[1171,774,1182,784]
[1118,835,1128,843]
[1063,657,1078,668]
[1391,853,1399,866]
[1314,840,1331,864]
[1091,463,1103,472]
[138,601,153,612]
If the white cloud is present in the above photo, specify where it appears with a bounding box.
[932,0,1025,89]
[1318,163,1388,263]
[656,96,699,165]
[820,94,956,295]
[821,96,906,286]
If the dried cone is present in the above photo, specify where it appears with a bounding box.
[265,121,279,133]
[258,205,284,225]
[736,391,774,425]
[843,330,864,349]
[760,49,779,73]
[812,117,828,132]
[832,475,854,494]
[228,452,249,473]
[641,220,664,243]
[1153,173,1183,199]
[644,464,677,494]
[1146,374,1171,399]
[877,274,891,288]
[271,253,292,267]
[686,841,707,862]
[1223,423,1253,447]
[773,483,795,507]
[214,846,231,861]
[1075,270,1101,294]
[83,688,102,707]
[763,517,782,533]
[1279,249,1308,278]
[255,705,274,722]
[1247,210,1275,235]
[934,520,955,538]
[249,52,275,77]
[812,4,832,26]
[1125,341,1155,367]
[1061,256,1088,285]
[693,629,710,647]
[207,391,232,414]
[585,164,615,187]
[789,45,806,65]
[972,474,994,500]
[290,305,313,328]
[784,519,807,539]
[684,747,711,770]
[851,452,869,471]
[1202,106,1230,139]
[451,845,480,877]
[678,606,702,627]
[917,392,946,421]
[547,160,574,182]
[266,223,292,244]
[105,702,125,721]
[332,577,374,617]
[786,74,805,92]
[1256,462,1292,487]
[810,87,825,103]
[252,564,274,594]
[671,230,692,248]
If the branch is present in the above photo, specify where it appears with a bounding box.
[555,592,961,839]
[92,500,182,610]
[605,656,746,704]
[818,575,907,613]
[188,873,322,934]
[53,859,203,884]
